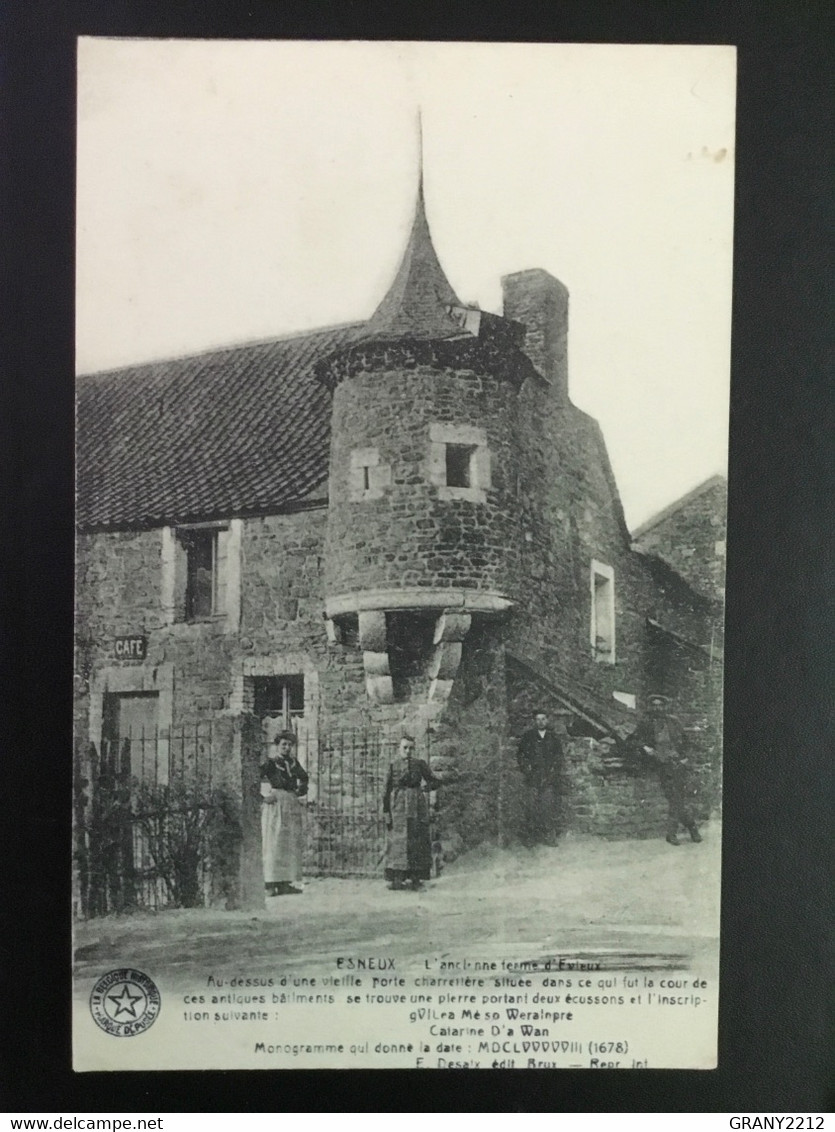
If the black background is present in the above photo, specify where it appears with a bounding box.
[1,0,832,1113]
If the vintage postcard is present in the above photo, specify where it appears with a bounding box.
[72,39,734,1070]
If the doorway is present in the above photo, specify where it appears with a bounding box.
[101,691,160,781]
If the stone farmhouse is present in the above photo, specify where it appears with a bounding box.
[74,176,725,885]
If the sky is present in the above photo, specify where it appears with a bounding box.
[76,40,735,530]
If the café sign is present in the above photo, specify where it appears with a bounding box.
[114,635,147,661]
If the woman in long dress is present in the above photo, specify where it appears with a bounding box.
[260,730,308,896]
[383,735,441,891]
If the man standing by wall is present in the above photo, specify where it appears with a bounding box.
[628,693,702,846]
[516,710,565,847]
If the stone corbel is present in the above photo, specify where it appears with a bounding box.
[358,610,394,704]
[428,612,472,703]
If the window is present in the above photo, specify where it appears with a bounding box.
[445,444,475,488]
[161,520,242,629]
[253,675,305,727]
[427,423,491,502]
[350,447,391,501]
[182,529,218,620]
[590,559,616,663]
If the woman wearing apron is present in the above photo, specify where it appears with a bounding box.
[383,735,441,890]
[260,730,308,895]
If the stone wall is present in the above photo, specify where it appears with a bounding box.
[325,365,520,601]
[76,529,166,643]
[506,391,712,721]
[76,513,395,749]
[504,647,715,841]
[633,478,727,602]
[426,620,511,857]
[562,738,669,839]
[501,269,718,731]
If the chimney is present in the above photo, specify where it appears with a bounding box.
[501,269,569,402]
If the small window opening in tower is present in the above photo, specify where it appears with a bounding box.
[446,444,475,488]
[362,465,371,491]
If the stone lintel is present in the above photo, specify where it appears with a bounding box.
[326,588,513,619]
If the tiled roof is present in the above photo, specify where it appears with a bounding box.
[76,323,363,530]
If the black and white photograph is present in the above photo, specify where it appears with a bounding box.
[71,39,734,1071]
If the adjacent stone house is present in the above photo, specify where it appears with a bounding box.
[75,177,724,869]
[632,475,727,605]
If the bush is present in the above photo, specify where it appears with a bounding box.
[131,778,237,909]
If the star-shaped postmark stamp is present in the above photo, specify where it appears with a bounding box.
[89,969,161,1037]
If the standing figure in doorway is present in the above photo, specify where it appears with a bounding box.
[260,730,309,895]
[516,710,565,846]
[627,693,702,846]
[383,735,441,891]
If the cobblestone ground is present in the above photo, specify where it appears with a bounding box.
[74,825,720,987]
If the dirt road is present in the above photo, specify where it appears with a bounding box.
[74,826,720,986]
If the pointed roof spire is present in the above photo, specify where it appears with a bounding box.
[363,113,467,341]
[417,105,424,185]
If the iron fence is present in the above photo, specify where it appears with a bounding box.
[75,723,434,916]
[75,722,224,917]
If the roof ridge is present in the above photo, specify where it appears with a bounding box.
[77,319,365,381]
[631,474,727,538]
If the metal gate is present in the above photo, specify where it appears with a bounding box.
[297,729,434,878]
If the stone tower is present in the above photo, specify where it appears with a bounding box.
[317,177,539,719]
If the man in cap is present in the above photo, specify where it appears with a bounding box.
[628,693,702,845]
[516,709,569,846]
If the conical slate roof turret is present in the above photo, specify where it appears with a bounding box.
[315,153,539,392]
[362,176,470,341]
